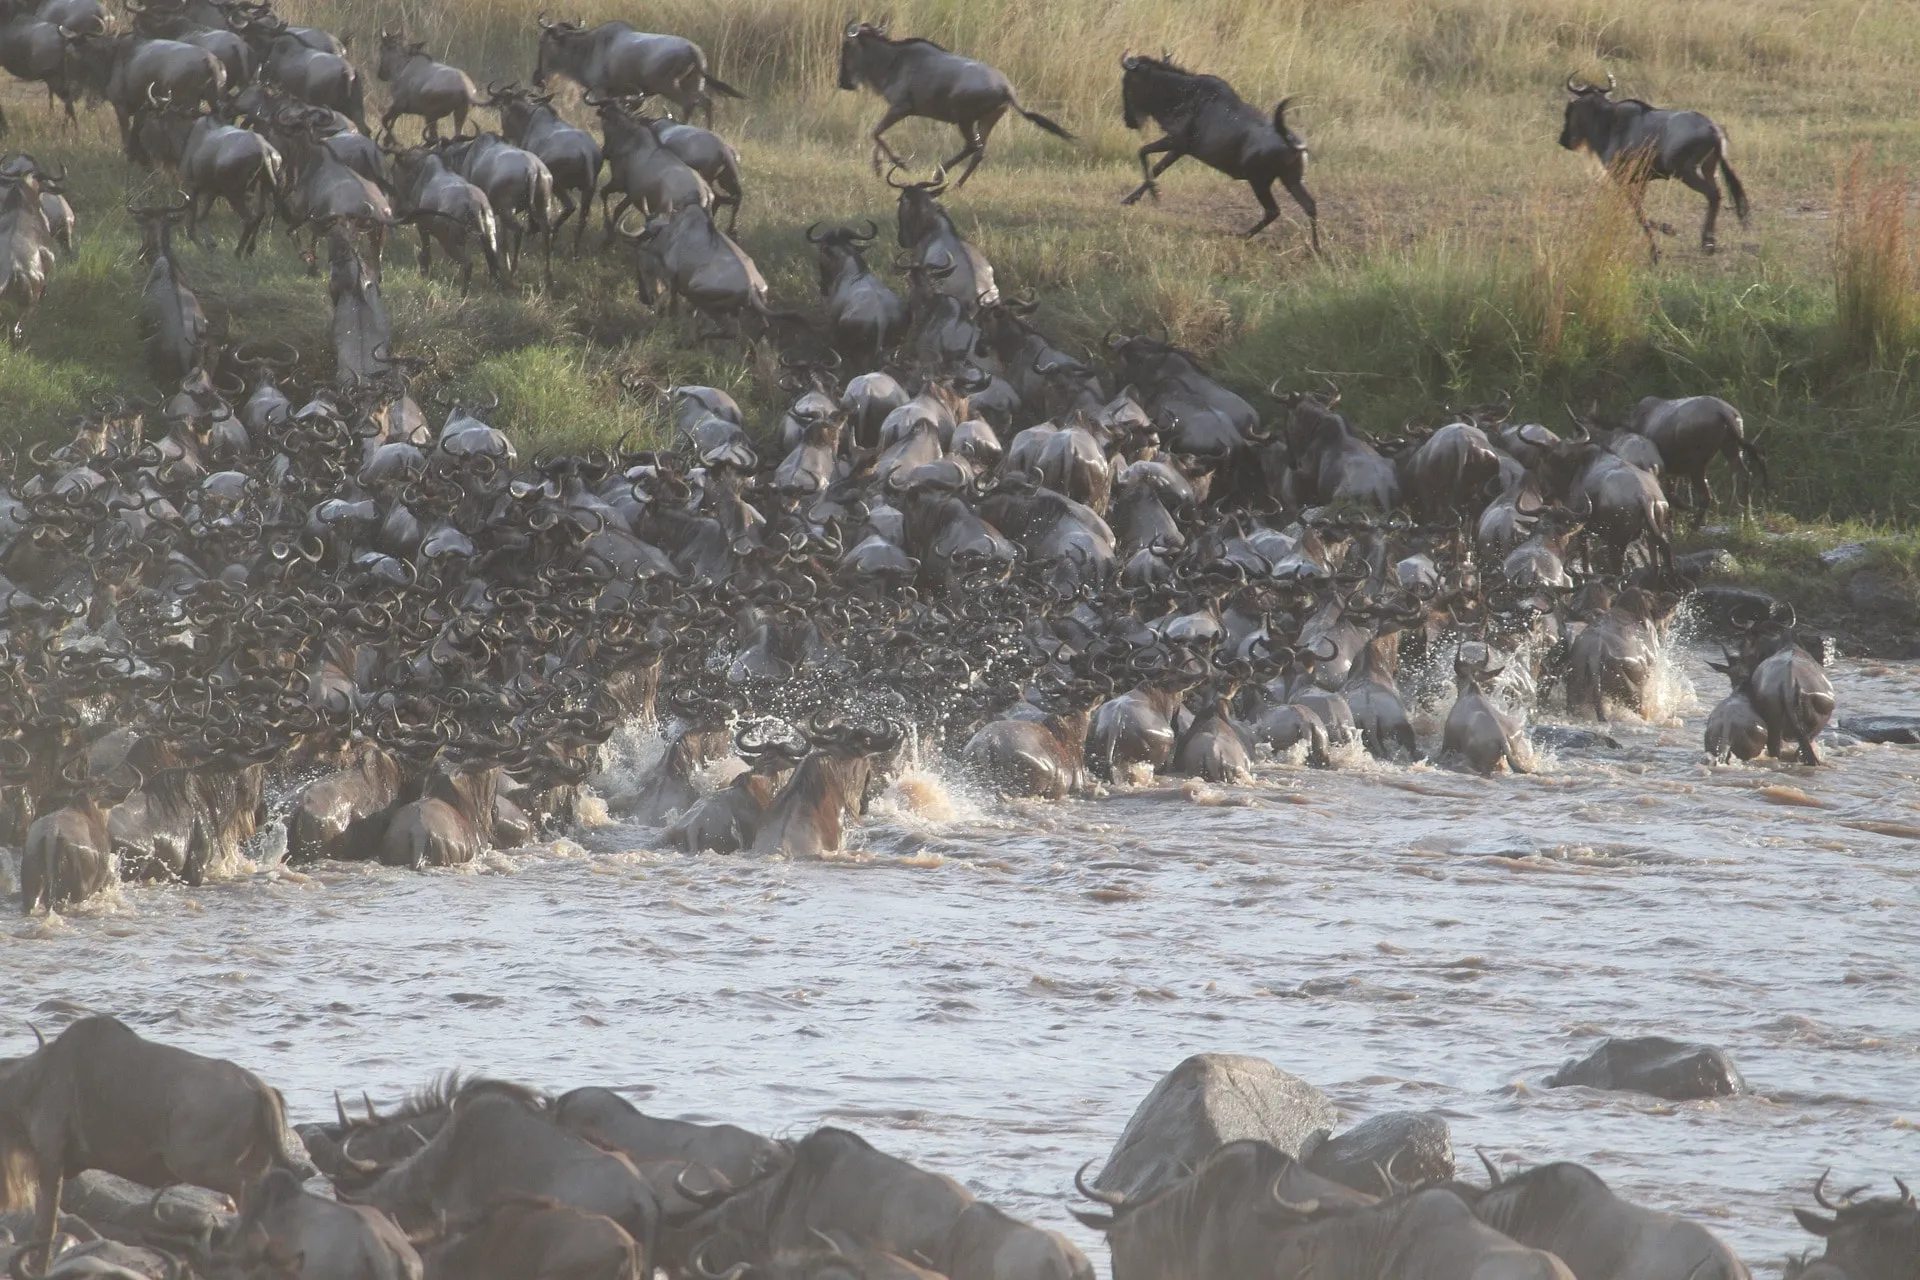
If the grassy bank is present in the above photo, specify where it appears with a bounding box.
[3,0,1919,524]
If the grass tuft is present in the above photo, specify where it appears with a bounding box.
[1833,148,1919,367]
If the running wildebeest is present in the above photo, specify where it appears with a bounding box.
[532,17,743,127]
[1559,73,1749,256]
[837,21,1072,187]
[1117,53,1318,248]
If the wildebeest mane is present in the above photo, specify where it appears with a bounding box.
[1470,1161,1601,1239]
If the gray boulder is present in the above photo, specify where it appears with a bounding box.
[1546,1036,1744,1100]
[1306,1110,1455,1195]
[1095,1053,1338,1201]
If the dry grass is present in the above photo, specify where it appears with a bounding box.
[1833,148,1919,365]
[2,0,1919,520]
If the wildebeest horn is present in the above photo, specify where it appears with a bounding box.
[335,1091,351,1129]
[363,1091,378,1121]
[1477,1148,1502,1187]
[1811,1169,1838,1210]
[1074,1160,1126,1207]
[1604,71,1616,93]
[674,1165,737,1207]
[804,221,828,244]
[810,1228,843,1255]
[1897,1177,1914,1206]
[884,162,911,190]
[29,1023,45,1049]
[1566,75,1582,94]
[1269,1177,1318,1216]
[690,1239,750,1280]
[855,218,878,241]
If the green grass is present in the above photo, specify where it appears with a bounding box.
[2,0,1919,526]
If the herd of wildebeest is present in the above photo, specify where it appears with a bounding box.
[0,0,1846,904]
[0,5,1905,1280]
[0,1016,1913,1280]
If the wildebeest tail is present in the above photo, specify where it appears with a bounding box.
[705,72,747,100]
[1015,101,1074,140]
[1717,139,1749,224]
[1272,98,1306,152]
[261,1087,319,1180]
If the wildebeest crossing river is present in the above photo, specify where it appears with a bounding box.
[3,643,1917,1274]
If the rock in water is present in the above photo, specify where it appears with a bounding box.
[1095,1053,1338,1200]
[1547,1036,1744,1100]
[1840,714,1920,745]
[1306,1110,1455,1195]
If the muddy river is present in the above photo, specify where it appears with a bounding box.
[4,639,1917,1273]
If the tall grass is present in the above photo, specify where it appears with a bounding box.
[1524,159,1651,366]
[1833,149,1919,366]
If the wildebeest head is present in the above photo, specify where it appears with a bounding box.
[1118,52,1186,132]
[1559,73,1618,153]
[530,15,588,89]
[887,164,950,247]
[838,21,888,92]
[1793,1171,1919,1280]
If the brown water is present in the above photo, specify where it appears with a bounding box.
[4,644,1918,1275]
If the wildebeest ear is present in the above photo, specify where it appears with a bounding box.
[1792,1209,1837,1237]
[1069,1209,1115,1232]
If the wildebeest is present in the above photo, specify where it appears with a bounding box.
[646,115,742,236]
[66,31,226,147]
[594,98,711,232]
[1559,74,1750,255]
[749,720,899,857]
[421,1197,639,1280]
[552,1088,789,1192]
[440,131,555,280]
[963,695,1093,799]
[623,203,790,339]
[1703,649,1768,764]
[389,145,501,293]
[533,17,743,126]
[1563,587,1677,723]
[340,1085,659,1271]
[261,31,367,132]
[493,86,602,253]
[214,1166,424,1280]
[807,221,906,358]
[1118,53,1318,247]
[375,32,484,142]
[0,9,81,123]
[0,1016,312,1272]
[890,166,996,313]
[1732,613,1836,765]
[1626,395,1766,516]
[18,760,118,913]
[1071,1139,1372,1279]
[696,1126,1091,1280]
[132,195,212,385]
[1269,1188,1578,1280]
[838,22,1072,186]
[175,108,284,256]
[327,219,390,384]
[286,740,406,862]
[0,166,61,343]
[1464,1159,1749,1280]
[1440,642,1529,774]
[1791,1172,1918,1280]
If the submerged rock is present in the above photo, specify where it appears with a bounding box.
[1306,1110,1454,1195]
[1839,715,1920,745]
[1095,1053,1338,1200]
[1547,1036,1744,1100]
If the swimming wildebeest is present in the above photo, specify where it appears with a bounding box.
[837,21,1073,187]
[1559,73,1749,256]
[1118,53,1318,248]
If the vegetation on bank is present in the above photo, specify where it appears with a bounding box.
[0,0,1918,527]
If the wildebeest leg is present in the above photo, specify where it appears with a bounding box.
[1624,179,1662,262]
[604,193,633,240]
[1283,174,1320,252]
[868,104,913,175]
[1243,178,1282,238]
[453,103,468,138]
[1678,158,1722,252]
[1766,725,1784,759]
[942,121,986,187]
[1123,138,1181,204]
[1696,474,1714,522]
[379,107,400,143]
[188,190,212,249]
[35,1167,64,1277]
[1797,732,1821,766]
[417,226,432,278]
[551,188,575,253]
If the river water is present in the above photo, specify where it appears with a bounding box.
[3,643,1917,1275]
